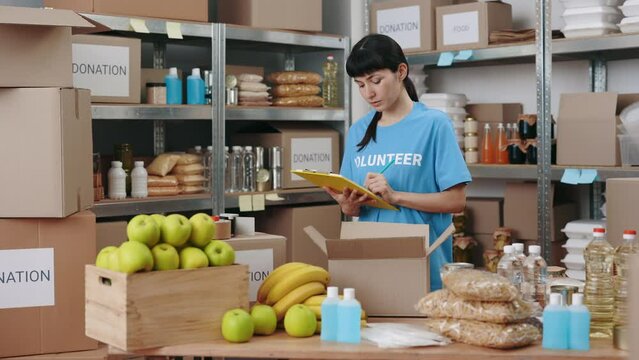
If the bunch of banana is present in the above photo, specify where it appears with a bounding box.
[257,262,330,321]
[303,294,368,334]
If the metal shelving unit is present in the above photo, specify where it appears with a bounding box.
[224,188,332,209]
[84,14,350,218]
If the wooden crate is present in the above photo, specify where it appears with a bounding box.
[85,264,249,351]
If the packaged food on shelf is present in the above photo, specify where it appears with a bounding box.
[417,289,533,323]
[273,95,324,107]
[423,318,540,349]
[443,269,520,302]
[620,0,639,17]
[175,174,206,186]
[179,184,206,194]
[148,175,179,187]
[273,84,321,98]
[146,153,181,176]
[452,237,476,264]
[561,219,606,240]
[268,71,322,85]
[239,81,270,92]
[561,22,619,38]
[177,153,203,165]
[171,163,205,175]
[483,249,501,273]
[148,186,180,197]
[562,6,622,27]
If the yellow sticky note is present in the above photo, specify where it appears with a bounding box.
[166,22,183,39]
[130,19,150,33]
[238,195,253,212]
[252,194,265,211]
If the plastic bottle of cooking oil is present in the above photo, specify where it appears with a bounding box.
[322,55,338,107]
[583,227,614,338]
[613,229,638,327]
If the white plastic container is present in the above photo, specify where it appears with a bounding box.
[618,134,639,166]
[559,0,620,9]
[566,269,586,281]
[562,253,586,271]
[108,161,127,200]
[619,16,639,34]
[419,93,468,108]
[562,6,622,27]
[131,161,148,199]
[620,0,639,17]
[561,220,607,240]
[562,238,592,255]
[562,22,619,38]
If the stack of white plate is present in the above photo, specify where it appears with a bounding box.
[619,1,639,33]
[419,93,468,148]
[560,219,606,281]
[560,0,622,38]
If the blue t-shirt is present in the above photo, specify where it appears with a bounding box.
[340,102,472,290]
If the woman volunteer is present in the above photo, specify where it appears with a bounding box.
[324,34,472,290]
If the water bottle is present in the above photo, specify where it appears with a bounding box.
[337,288,361,344]
[497,245,522,289]
[130,161,148,199]
[543,293,569,350]
[230,146,243,193]
[165,67,182,104]
[523,245,547,307]
[224,146,231,192]
[187,68,205,105]
[242,146,256,192]
[513,243,526,263]
[107,161,127,200]
[321,286,339,342]
[569,293,591,351]
[322,55,338,107]
[584,227,614,338]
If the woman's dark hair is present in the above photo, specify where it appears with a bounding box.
[346,34,417,151]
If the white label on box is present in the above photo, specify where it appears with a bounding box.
[0,248,55,309]
[376,6,421,49]
[72,43,130,97]
[442,11,480,46]
[235,249,273,302]
[291,137,333,181]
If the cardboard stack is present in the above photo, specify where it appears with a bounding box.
[0,6,98,358]
[464,198,503,266]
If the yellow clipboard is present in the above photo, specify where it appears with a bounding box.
[291,170,399,211]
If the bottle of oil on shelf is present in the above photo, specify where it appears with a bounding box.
[613,229,638,327]
[322,55,338,107]
[584,227,614,338]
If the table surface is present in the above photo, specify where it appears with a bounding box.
[109,318,629,360]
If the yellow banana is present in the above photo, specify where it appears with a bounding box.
[316,320,367,334]
[272,281,326,321]
[307,305,367,320]
[256,262,308,303]
[266,266,330,305]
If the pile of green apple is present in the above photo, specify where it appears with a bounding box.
[95,213,236,273]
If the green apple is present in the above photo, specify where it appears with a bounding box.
[118,241,154,274]
[161,214,192,247]
[107,248,121,272]
[127,214,160,247]
[284,304,317,338]
[221,308,254,343]
[95,246,118,269]
[204,240,235,266]
[179,247,209,269]
[188,213,216,249]
[150,214,166,228]
[250,304,277,336]
[151,243,179,271]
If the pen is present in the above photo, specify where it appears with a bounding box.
[379,159,395,175]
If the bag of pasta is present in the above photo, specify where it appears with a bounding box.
[267,71,321,85]
[443,269,519,302]
[272,84,320,97]
[416,289,532,324]
[273,95,324,107]
[423,318,540,349]
[146,153,181,176]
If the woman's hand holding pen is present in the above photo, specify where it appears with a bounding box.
[365,172,397,204]
[323,187,370,217]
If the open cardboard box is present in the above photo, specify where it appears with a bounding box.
[304,222,455,317]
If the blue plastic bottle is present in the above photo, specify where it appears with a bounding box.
[337,288,361,344]
[164,67,182,104]
[569,293,591,351]
[187,68,205,105]
[543,293,569,350]
[320,286,339,342]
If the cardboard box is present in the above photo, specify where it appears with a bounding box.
[85,264,249,351]
[44,0,214,22]
[371,0,454,54]
[255,205,341,269]
[630,255,639,357]
[72,35,141,104]
[218,0,322,32]
[0,88,93,218]
[226,65,265,78]
[305,222,454,317]
[0,6,93,87]
[436,1,512,51]
[0,211,98,358]
[233,123,340,189]
[96,221,127,251]
[605,178,639,247]
[503,182,578,242]
[557,93,639,166]
[466,198,502,234]
[225,233,286,302]
[466,103,523,138]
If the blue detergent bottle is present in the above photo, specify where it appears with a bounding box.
[187,68,205,104]
[337,288,361,344]
[569,293,591,351]
[320,286,339,342]
[543,293,569,350]
[164,67,182,104]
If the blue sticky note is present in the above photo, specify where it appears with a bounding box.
[578,169,598,184]
[455,50,473,60]
[561,169,581,185]
[437,52,455,67]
